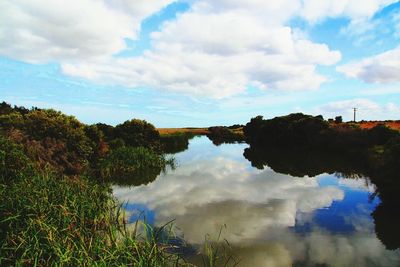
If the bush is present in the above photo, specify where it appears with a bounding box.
[0,136,33,183]
[1,109,92,175]
[114,119,161,151]
[334,116,343,123]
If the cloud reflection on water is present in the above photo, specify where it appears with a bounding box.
[113,138,400,266]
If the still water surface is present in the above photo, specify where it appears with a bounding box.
[113,136,400,266]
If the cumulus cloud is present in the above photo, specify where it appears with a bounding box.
[0,0,174,62]
[62,0,342,97]
[337,46,400,83]
[1,0,396,97]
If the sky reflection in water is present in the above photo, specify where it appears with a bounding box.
[113,136,400,266]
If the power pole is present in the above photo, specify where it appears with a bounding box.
[353,108,357,122]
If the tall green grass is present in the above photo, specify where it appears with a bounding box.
[0,170,190,266]
[99,146,175,186]
[201,226,239,267]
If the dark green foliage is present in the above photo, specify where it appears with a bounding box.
[0,108,93,174]
[0,102,163,175]
[108,138,126,150]
[84,124,109,172]
[244,113,400,152]
[382,136,400,173]
[95,123,115,141]
[368,123,399,146]
[0,136,33,183]
[243,146,365,178]
[207,126,244,146]
[160,133,194,154]
[114,119,161,151]
[244,113,328,147]
[0,101,30,115]
[334,116,343,123]
[100,146,173,186]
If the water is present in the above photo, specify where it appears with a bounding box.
[113,136,400,266]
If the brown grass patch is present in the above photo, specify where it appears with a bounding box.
[157,128,209,136]
[357,121,400,130]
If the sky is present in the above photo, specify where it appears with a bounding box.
[0,0,400,127]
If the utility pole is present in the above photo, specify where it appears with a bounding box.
[352,108,357,122]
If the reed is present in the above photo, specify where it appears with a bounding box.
[0,169,189,266]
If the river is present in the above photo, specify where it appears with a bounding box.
[113,136,400,266]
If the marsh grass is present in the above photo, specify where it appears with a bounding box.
[0,170,190,266]
[201,225,240,267]
[100,146,175,186]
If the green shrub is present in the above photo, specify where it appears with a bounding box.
[0,136,33,183]
[114,119,161,151]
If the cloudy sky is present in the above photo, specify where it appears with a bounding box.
[1,0,399,126]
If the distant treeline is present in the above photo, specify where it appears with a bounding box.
[242,113,400,180]
[244,113,399,150]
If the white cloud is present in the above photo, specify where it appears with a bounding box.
[62,0,341,98]
[1,0,397,98]
[300,0,397,23]
[337,46,400,83]
[0,0,174,63]
[337,178,376,192]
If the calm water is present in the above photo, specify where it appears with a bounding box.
[113,136,400,266]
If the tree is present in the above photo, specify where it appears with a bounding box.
[114,119,161,151]
[334,116,343,123]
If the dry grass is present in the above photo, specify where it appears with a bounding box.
[357,121,400,130]
[157,128,209,136]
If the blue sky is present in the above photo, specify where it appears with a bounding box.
[1,0,399,127]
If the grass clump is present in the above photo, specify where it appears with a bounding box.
[100,146,174,186]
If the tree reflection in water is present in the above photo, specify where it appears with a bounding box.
[244,145,400,250]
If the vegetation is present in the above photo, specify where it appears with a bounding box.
[160,133,196,154]
[244,113,399,153]
[2,100,400,264]
[157,128,209,136]
[0,136,190,266]
[0,102,193,265]
[0,107,92,175]
[243,113,400,250]
[100,146,174,186]
[206,126,244,146]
